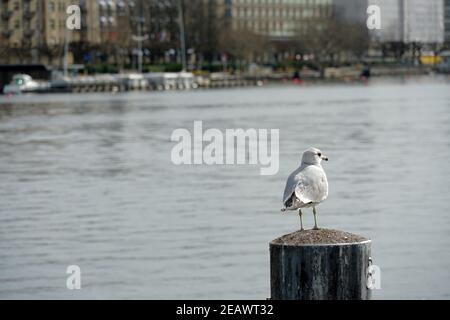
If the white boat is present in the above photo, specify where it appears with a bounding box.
[3,74,49,95]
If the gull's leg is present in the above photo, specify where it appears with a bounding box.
[312,206,319,230]
[298,209,304,231]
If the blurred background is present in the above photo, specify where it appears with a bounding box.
[0,0,449,300]
[0,0,449,88]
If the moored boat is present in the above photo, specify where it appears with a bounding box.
[3,74,50,95]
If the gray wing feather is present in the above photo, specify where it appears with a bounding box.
[294,179,315,204]
[282,167,302,205]
[283,165,328,206]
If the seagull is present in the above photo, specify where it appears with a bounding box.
[281,147,329,230]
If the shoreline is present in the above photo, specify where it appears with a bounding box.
[1,63,447,95]
[1,74,448,105]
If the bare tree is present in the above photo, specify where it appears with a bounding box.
[219,27,268,69]
[340,24,370,61]
[181,0,220,66]
[296,18,369,76]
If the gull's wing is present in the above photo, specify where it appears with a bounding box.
[294,179,314,204]
[282,172,313,209]
[283,168,301,205]
[295,165,328,204]
[283,165,326,207]
[283,165,309,205]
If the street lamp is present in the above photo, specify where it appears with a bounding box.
[178,0,187,72]
[132,16,149,73]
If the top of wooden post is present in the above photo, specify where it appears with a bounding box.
[270,228,370,247]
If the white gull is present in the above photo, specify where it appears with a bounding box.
[281,147,329,230]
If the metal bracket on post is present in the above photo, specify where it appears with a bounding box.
[366,256,381,290]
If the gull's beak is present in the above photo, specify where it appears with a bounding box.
[321,155,329,161]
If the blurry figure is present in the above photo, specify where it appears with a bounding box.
[292,69,301,84]
[360,65,371,82]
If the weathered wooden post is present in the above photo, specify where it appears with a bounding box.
[270,229,371,300]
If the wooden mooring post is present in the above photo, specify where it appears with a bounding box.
[270,229,371,300]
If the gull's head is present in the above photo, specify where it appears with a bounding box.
[301,147,328,165]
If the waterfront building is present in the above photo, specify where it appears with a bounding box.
[333,0,444,44]
[0,0,99,64]
[219,0,333,40]
[0,0,71,63]
[445,0,450,44]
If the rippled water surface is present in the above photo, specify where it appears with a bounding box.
[1,78,449,299]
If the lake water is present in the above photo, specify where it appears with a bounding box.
[1,77,449,299]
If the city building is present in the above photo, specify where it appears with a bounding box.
[2,0,445,68]
[333,0,444,45]
[445,0,450,43]
[78,0,101,46]
[0,0,84,64]
[220,0,333,40]
[1,0,47,61]
[403,0,444,44]
[75,0,179,65]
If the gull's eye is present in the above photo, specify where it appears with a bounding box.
[317,153,321,157]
